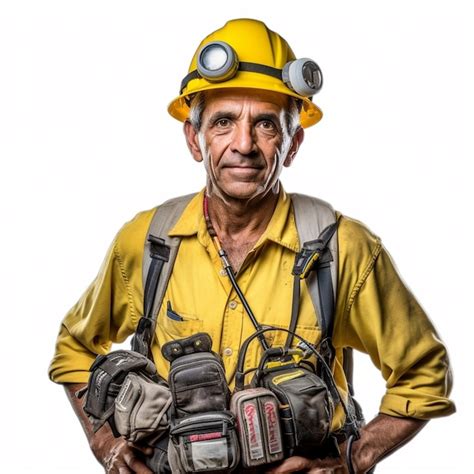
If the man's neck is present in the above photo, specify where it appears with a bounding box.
[207,190,278,238]
[206,188,280,270]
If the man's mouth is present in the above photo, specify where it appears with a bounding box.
[222,162,264,170]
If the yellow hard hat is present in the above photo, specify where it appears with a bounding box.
[168,19,323,128]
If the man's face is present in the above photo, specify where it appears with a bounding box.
[185,89,302,202]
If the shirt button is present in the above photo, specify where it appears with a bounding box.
[229,300,238,310]
[223,348,233,357]
[220,269,227,277]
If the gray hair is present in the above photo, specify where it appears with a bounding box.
[188,92,301,138]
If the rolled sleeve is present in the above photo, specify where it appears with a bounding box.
[337,222,455,420]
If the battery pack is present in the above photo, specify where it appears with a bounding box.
[230,388,284,468]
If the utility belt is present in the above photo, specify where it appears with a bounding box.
[81,328,356,473]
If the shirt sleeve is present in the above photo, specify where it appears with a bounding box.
[48,210,154,384]
[335,218,455,420]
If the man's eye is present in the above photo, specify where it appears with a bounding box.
[215,118,231,127]
[259,120,276,130]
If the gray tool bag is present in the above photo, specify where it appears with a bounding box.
[81,349,172,472]
[162,333,240,473]
[230,387,284,468]
[82,350,164,431]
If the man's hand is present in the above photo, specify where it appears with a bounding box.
[266,455,347,473]
[64,383,153,473]
[89,422,153,474]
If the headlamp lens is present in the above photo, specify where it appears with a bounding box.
[201,44,229,71]
[282,58,323,97]
[302,61,322,91]
[197,41,239,82]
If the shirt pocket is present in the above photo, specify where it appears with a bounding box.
[157,308,204,342]
[153,308,204,380]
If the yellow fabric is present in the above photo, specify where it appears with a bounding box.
[49,189,455,430]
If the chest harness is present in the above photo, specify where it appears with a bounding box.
[130,193,363,431]
[84,193,367,473]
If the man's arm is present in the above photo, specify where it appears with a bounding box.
[268,413,427,473]
[64,383,153,474]
[350,414,427,472]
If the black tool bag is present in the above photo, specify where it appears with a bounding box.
[234,328,343,460]
[257,365,334,457]
[168,351,230,417]
[163,333,240,473]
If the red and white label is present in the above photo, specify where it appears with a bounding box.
[188,432,222,442]
[263,400,283,455]
[243,401,264,460]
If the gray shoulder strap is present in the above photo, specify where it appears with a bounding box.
[143,193,196,326]
[290,193,338,338]
[292,195,356,395]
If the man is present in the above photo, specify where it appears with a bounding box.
[49,19,455,473]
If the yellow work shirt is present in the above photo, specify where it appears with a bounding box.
[49,189,455,431]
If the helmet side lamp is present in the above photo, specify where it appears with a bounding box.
[180,41,323,98]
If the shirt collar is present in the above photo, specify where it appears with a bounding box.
[168,187,300,253]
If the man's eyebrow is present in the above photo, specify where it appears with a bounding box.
[206,111,239,124]
[206,111,283,126]
[254,112,282,124]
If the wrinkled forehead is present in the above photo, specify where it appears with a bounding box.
[201,88,291,117]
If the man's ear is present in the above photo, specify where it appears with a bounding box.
[283,127,304,167]
[184,120,203,163]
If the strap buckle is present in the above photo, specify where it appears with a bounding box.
[292,245,323,279]
[319,337,335,364]
[131,317,153,355]
[148,235,170,262]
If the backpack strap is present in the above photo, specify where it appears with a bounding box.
[290,194,338,342]
[292,194,361,439]
[131,193,196,358]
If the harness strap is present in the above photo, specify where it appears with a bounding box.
[132,236,171,357]
[286,276,301,351]
[144,236,171,319]
[286,222,338,363]
[132,194,196,358]
[285,195,339,352]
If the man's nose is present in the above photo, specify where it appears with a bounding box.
[230,123,258,156]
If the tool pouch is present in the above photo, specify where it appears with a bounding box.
[258,366,334,457]
[83,349,173,473]
[83,349,160,432]
[163,333,240,473]
[230,387,284,468]
[164,334,230,417]
[235,328,338,460]
[114,371,172,444]
[168,411,240,473]
[169,351,229,416]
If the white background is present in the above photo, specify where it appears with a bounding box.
[1,1,472,472]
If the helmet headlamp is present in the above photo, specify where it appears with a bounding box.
[282,58,323,97]
[197,41,239,82]
[181,40,323,98]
